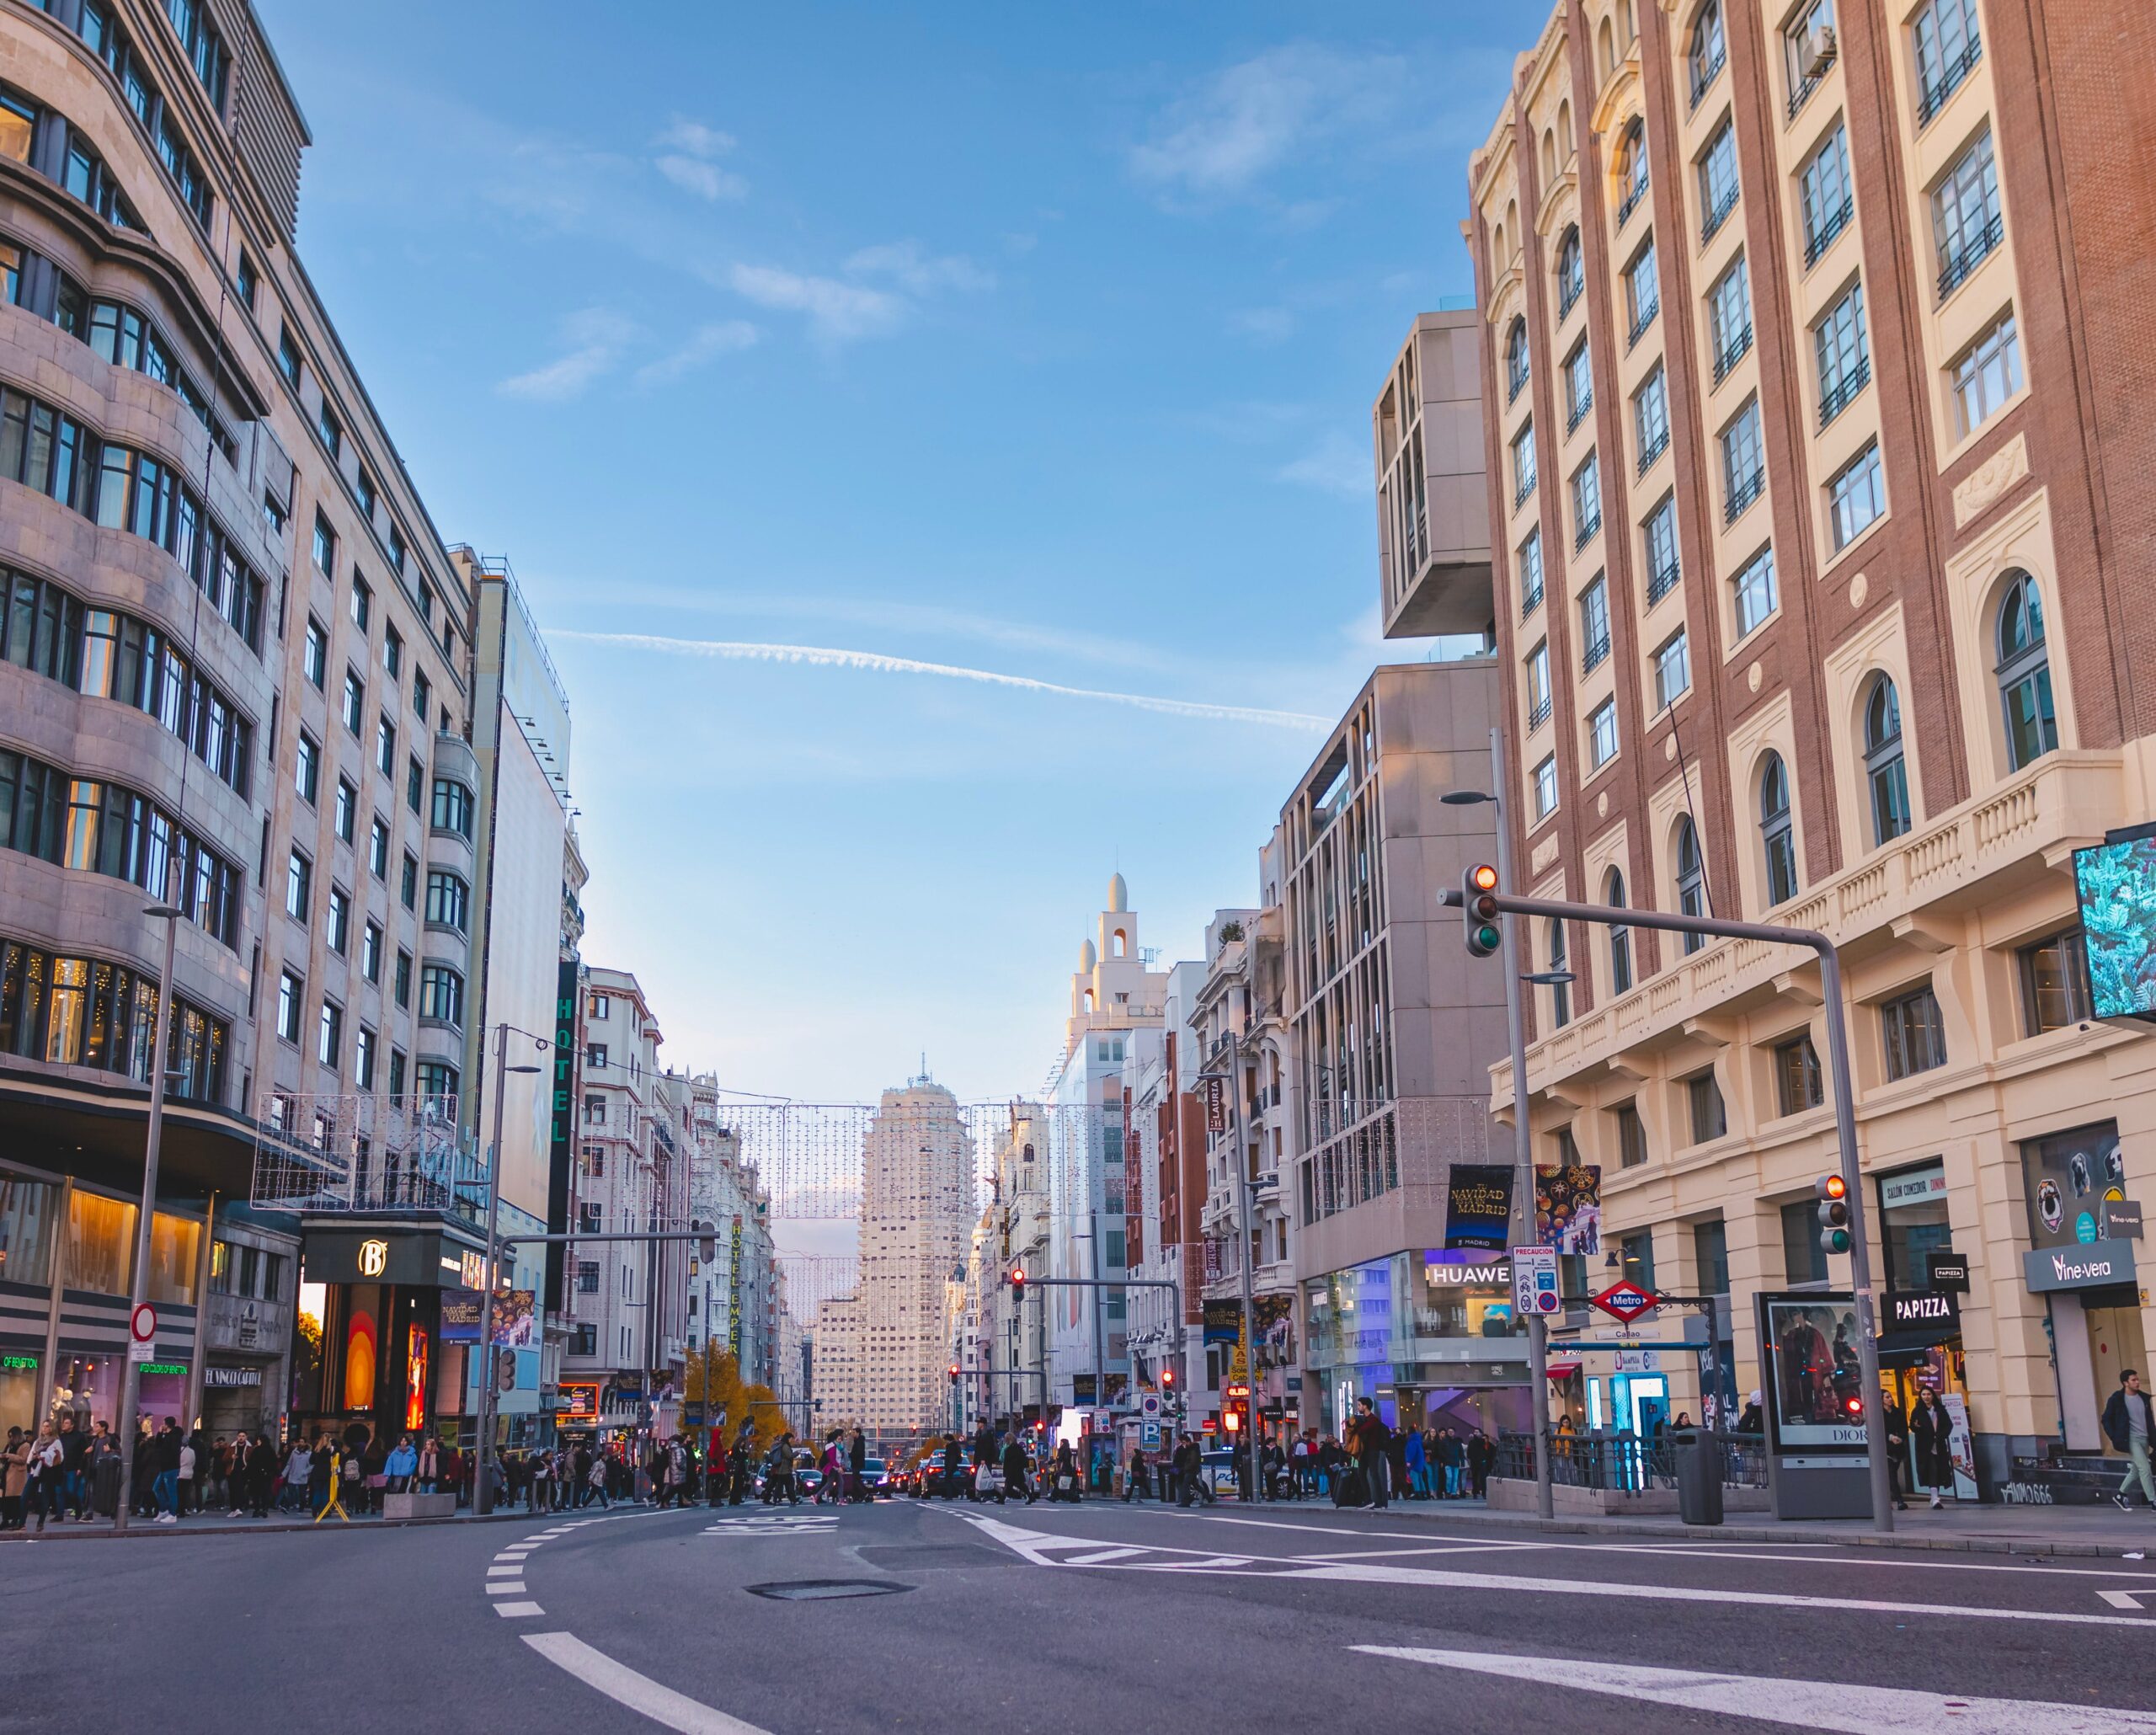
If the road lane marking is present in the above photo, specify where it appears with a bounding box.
[485,1582,528,1595]
[525,1631,771,1734]
[486,1565,525,1577]
[493,1601,545,1618]
[1058,1546,1155,1565]
[1356,1646,2156,1733]
[949,1511,2156,1628]
[2098,1589,2149,1610]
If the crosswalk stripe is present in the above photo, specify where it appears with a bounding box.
[493,1601,546,1619]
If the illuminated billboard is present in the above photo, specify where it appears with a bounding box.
[2073,835,2156,1020]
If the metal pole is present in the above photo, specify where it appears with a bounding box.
[1488,726,1553,1520]
[475,1028,507,1515]
[114,906,179,1535]
[1229,1030,1262,1504]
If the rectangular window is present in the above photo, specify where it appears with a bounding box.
[393,949,412,1010]
[1781,1198,1830,1284]
[382,626,402,682]
[387,1049,405,1097]
[1732,546,1777,636]
[1828,441,1885,549]
[1913,0,1983,124]
[1533,755,1560,820]
[277,328,302,388]
[400,852,418,911]
[293,732,319,805]
[1578,574,1610,671]
[1799,124,1854,265]
[1619,1230,1657,1294]
[419,964,463,1028]
[1951,312,2021,436]
[302,618,328,688]
[333,778,356,846]
[407,755,424,816]
[1614,1102,1648,1169]
[350,577,371,633]
[1698,121,1739,238]
[341,668,365,735]
[1564,340,1593,429]
[318,999,341,1069]
[1625,239,1660,344]
[1774,1033,1824,1114]
[1632,366,1669,470]
[1511,421,1537,504]
[1692,1217,1730,1295]
[430,778,474,838]
[424,870,469,933]
[1687,1070,1727,1143]
[1571,452,1602,548]
[312,511,335,575]
[1643,496,1680,603]
[368,815,389,879]
[2019,927,2093,1036]
[1881,983,1948,1080]
[1814,280,1870,425]
[318,404,341,460]
[355,1025,376,1090]
[233,252,257,311]
[1653,628,1690,710]
[412,669,430,723]
[375,717,395,777]
[354,467,376,520]
[1588,698,1619,770]
[361,920,382,985]
[1721,398,1764,521]
[276,969,303,1043]
[1526,641,1552,729]
[1518,527,1545,615]
[284,849,310,921]
[326,885,350,954]
[1933,131,2000,299]
[578,1261,600,1295]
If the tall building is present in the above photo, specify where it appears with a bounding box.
[0,0,556,1449]
[1465,0,2156,1483]
[683,1077,781,1391]
[1040,876,1168,1408]
[810,1078,974,1439]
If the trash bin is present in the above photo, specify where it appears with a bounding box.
[1673,1429,1723,1526]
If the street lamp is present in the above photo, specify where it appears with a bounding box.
[474,1026,547,1515]
[112,902,184,1535]
[1442,741,1554,1519]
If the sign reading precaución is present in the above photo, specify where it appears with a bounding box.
[1512,1245,1561,1316]
[1590,1280,1659,1326]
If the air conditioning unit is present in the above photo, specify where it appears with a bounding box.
[1802,24,1837,79]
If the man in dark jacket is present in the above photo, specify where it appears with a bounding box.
[1001,1433,1034,1505]
[849,1428,869,1502]
[2105,1369,2155,1511]
[246,1433,279,1518]
[1351,1398,1391,1510]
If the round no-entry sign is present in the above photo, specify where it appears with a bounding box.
[131,1301,157,1343]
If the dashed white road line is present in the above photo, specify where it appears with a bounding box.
[1357,1646,2156,1733]
[493,1601,546,1619]
[486,1564,526,1577]
[485,1582,528,1596]
[525,1631,771,1733]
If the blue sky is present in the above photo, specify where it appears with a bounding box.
[256,0,1542,1105]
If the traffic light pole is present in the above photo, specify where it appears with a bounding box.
[1470,884,1894,1535]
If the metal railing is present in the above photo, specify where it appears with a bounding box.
[1819,357,1871,427]
[1566,392,1593,435]
[1937,211,2003,301]
[1508,364,1529,403]
[1725,468,1764,524]
[1529,694,1552,730]
[1522,579,1545,619]
[1558,272,1584,323]
[1626,299,1658,352]
[1580,633,1610,675]
[1636,429,1668,477]
[1646,558,1682,606]
[1805,195,1854,269]
[1918,38,1983,125]
[1495,1429,1767,1492]
[1574,509,1602,552]
[1713,322,1753,384]
[1616,179,1646,231]
[1701,183,1740,243]
[1689,46,1726,109]
[1513,472,1537,511]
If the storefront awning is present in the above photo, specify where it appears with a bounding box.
[1545,1359,1582,1378]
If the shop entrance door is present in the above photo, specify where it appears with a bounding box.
[2085,1300,2149,1458]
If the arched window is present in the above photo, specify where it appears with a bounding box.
[1760,752,1798,905]
[1506,199,1520,255]
[1556,226,1585,316]
[1864,675,1912,844]
[1505,318,1530,400]
[1542,130,1557,184]
[1548,919,1572,1028]
[1599,19,1615,76]
[1996,571,2057,771]
[1606,868,1632,994]
[1675,817,1706,953]
[1558,100,1573,161]
[1112,928,1127,957]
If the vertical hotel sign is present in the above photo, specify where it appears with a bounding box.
[728,1217,744,1360]
[545,959,579,1313]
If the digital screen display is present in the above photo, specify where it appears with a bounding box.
[2073,837,2156,1019]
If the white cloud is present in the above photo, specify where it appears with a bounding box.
[656,155,748,200]
[1229,307,1296,344]
[654,118,736,158]
[632,320,760,387]
[1130,44,1408,201]
[845,239,995,296]
[498,307,637,402]
[1275,431,1369,499]
[728,264,907,344]
[552,631,1331,731]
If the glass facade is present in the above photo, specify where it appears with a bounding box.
[1302,1250,1528,1433]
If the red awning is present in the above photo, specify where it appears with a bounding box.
[1545,1359,1582,1378]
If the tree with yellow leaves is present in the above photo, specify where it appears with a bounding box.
[681,1343,789,1454]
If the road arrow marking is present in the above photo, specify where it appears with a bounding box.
[2097,1588,2149,1610]
[1355,1647,2156,1734]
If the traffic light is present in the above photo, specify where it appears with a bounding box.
[947,1364,959,1383]
[1817,1173,1852,1257]
[1161,1365,1175,1391]
[694,1219,717,1263]
[1463,864,1502,958]
[1008,1264,1026,1291]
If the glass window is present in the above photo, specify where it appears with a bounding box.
[341,668,365,734]
[1614,1100,1647,1167]
[430,778,473,838]
[1654,628,1689,711]
[1617,119,1648,222]
[326,885,350,954]
[1759,751,1798,905]
[1565,339,1593,426]
[1634,366,1669,468]
[368,815,390,878]
[284,849,310,920]
[355,1025,376,1089]
[1526,641,1552,729]
[318,999,341,1068]
[1688,0,1726,103]
[1951,312,2022,436]
[312,512,335,574]
[1799,124,1854,264]
[354,467,376,520]
[1556,227,1585,318]
[333,778,356,845]
[1913,0,1982,124]
[1572,452,1602,547]
[413,668,430,723]
[1815,280,1870,424]
[1687,1070,1727,1143]
[1721,398,1764,521]
[1733,545,1777,636]
[1533,755,1560,820]
[67,1189,137,1295]
[1579,574,1610,669]
[361,920,382,984]
[1511,421,1537,502]
[394,949,412,1009]
[1881,983,1947,1079]
[276,969,303,1044]
[1693,1217,1730,1295]
[1643,496,1680,602]
[350,577,371,633]
[1784,0,1837,114]
[1781,1198,1829,1284]
[1607,870,1632,993]
[1828,441,1884,550]
[1698,121,1739,237]
[0,1173,57,1287]
[376,717,396,777]
[1675,817,1706,953]
[1504,318,1529,400]
[1775,1033,1823,1114]
[1933,131,2000,299]
[1547,921,1571,1028]
[1876,1160,1953,1290]
[424,869,469,933]
[1863,675,1911,844]
[1995,571,2057,770]
[1587,698,1619,770]
[419,962,465,1028]
[1518,527,1545,615]
[401,853,418,910]
[1619,1229,1657,1293]
[2019,926,2093,1036]
[303,618,327,688]
[1625,239,1660,341]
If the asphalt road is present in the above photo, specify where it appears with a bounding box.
[7,1493,2156,1733]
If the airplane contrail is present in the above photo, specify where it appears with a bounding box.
[552,630,1332,731]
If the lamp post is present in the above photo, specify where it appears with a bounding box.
[112,901,184,1534]
[473,1026,545,1515]
[1443,725,1553,1520]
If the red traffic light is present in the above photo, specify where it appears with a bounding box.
[1469,862,1499,893]
[1818,1173,1849,1202]
[1008,1264,1026,1287]
[947,1364,959,1380]
[1844,1394,1865,1417]
[1161,1367,1175,1388]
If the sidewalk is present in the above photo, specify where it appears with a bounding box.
[0,1498,675,1541]
[1315,1492,2156,1559]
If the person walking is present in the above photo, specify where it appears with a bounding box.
[1123,1446,1154,1503]
[1350,1397,1391,1511]
[1910,1387,1956,1510]
[848,1428,869,1502]
[1882,1392,1912,1511]
[280,1436,311,1514]
[25,1422,64,1531]
[1402,1425,1430,1499]
[2105,1369,2156,1512]
[1006,1432,1038,1505]
[1,1425,29,1530]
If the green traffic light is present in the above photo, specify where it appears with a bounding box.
[1475,925,1501,950]
[1823,1228,1851,1253]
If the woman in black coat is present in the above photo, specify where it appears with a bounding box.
[1909,1390,1955,1508]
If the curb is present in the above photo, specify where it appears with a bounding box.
[0,1503,699,1542]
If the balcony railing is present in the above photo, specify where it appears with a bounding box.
[1918,37,1983,125]
[1558,272,1584,322]
[1712,322,1753,385]
[1636,428,1668,476]
[1937,211,2004,301]
[1818,357,1871,428]
[1566,392,1593,435]
[1701,182,1740,243]
[1574,509,1602,552]
[1513,472,1537,512]
[1529,694,1552,730]
[1689,46,1726,109]
[1507,364,1529,404]
[1787,70,1822,121]
[1521,579,1545,620]
[1581,633,1610,675]
[1646,558,1682,606]
[1725,469,1764,524]
[1616,179,1647,231]
[1626,299,1658,352]
[1804,195,1854,269]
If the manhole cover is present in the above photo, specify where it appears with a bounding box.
[744,1579,912,1602]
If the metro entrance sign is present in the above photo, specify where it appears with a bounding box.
[1590,1279,1660,1326]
